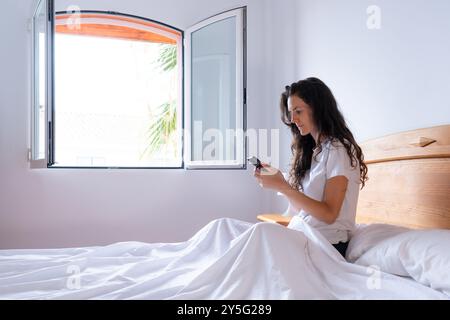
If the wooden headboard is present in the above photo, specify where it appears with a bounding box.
[356,125,450,229]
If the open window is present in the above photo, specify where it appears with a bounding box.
[30,1,246,169]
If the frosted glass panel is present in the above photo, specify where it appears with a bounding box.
[191,17,237,161]
[32,0,47,160]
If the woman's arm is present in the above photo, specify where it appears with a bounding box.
[279,176,348,224]
[254,163,348,225]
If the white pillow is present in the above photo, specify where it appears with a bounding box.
[352,228,450,296]
[346,223,410,262]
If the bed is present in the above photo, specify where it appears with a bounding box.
[0,125,449,299]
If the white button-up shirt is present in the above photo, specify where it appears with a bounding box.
[288,138,361,244]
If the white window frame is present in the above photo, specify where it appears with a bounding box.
[184,7,246,169]
[30,0,54,168]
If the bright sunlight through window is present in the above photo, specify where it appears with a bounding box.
[53,13,182,167]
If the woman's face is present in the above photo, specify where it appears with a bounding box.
[287,95,316,136]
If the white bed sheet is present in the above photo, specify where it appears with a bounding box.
[0,217,448,300]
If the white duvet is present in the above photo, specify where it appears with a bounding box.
[0,217,448,299]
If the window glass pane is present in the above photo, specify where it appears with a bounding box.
[33,0,47,160]
[191,17,237,162]
[53,14,182,167]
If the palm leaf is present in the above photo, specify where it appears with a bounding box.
[157,45,177,72]
[141,44,178,160]
[141,101,177,159]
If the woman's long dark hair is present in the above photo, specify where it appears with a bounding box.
[280,77,368,191]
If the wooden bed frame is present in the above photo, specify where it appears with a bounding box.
[257,125,450,230]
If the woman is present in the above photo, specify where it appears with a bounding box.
[254,77,368,258]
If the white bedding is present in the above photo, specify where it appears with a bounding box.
[0,217,448,300]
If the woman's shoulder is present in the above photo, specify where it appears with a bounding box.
[323,137,361,181]
[323,137,358,161]
[323,137,346,150]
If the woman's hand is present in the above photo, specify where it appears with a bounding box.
[253,162,291,192]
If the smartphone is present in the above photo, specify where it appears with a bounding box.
[247,156,263,169]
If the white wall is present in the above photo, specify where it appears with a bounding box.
[268,0,450,213]
[0,0,275,249]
